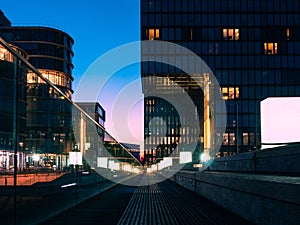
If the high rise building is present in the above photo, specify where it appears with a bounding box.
[0,11,74,169]
[141,0,300,163]
[0,41,27,171]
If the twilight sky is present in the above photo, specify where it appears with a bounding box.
[1,0,143,145]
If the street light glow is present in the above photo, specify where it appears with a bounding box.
[32,154,39,161]
[200,153,211,162]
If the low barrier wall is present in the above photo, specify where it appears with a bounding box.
[172,171,300,225]
[210,145,300,174]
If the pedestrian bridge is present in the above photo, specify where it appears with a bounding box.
[43,173,254,225]
[1,169,299,225]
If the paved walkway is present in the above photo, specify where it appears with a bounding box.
[42,174,253,225]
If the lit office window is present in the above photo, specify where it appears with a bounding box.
[223,28,239,40]
[222,87,239,100]
[146,99,155,105]
[223,133,236,145]
[0,45,13,62]
[264,43,278,54]
[229,133,236,146]
[147,28,160,40]
[287,28,290,40]
[243,133,249,145]
[235,87,240,98]
[27,69,71,89]
[223,133,228,145]
[1,45,28,63]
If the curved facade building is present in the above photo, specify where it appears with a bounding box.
[0,43,27,170]
[0,25,74,168]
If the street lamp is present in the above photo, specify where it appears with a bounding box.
[19,142,24,148]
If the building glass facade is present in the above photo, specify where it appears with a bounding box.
[141,0,300,159]
[0,16,74,169]
[0,44,27,170]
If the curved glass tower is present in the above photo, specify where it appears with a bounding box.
[0,44,27,170]
[0,25,74,169]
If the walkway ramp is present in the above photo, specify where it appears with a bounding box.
[42,174,253,225]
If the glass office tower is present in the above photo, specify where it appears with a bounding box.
[0,14,74,169]
[0,44,27,170]
[141,0,300,160]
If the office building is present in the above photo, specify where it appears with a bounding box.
[73,102,106,169]
[0,41,27,171]
[0,11,74,169]
[141,0,300,162]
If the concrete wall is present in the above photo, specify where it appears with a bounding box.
[210,145,300,174]
[172,171,300,225]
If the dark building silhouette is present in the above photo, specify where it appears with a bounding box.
[141,0,300,161]
[0,11,74,169]
[0,10,11,27]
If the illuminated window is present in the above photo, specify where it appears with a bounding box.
[27,69,71,89]
[146,99,155,105]
[223,133,236,145]
[222,87,239,100]
[223,133,228,145]
[147,28,160,40]
[0,45,13,62]
[235,87,240,98]
[287,28,290,40]
[264,43,278,54]
[229,133,236,146]
[243,133,249,145]
[223,28,239,40]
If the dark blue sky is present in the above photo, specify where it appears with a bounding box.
[1,0,140,87]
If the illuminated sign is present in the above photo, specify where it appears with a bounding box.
[261,97,300,148]
[179,152,192,164]
[69,152,83,165]
[97,157,108,168]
